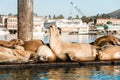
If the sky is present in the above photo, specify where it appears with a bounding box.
[0,0,120,18]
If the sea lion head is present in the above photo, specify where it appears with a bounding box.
[9,39,24,46]
[50,25,60,37]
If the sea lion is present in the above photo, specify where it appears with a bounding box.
[0,39,24,48]
[49,25,97,61]
[93,35,120,47]
[22,39,44,52]
[21,39,44,62]
[0,46,31,63]
[37,45,56,62]
[93,35,120,53]
[98,46,120,60]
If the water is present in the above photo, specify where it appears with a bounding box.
[33,34,99,44]
[0,34,120,80]
[1,34,98,43]
[0,66,120,80]
[6,34,119,44]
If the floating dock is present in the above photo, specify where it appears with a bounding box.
[0,60,120,69]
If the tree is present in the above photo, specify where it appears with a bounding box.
[75,15,79,19]
[81,16,89,23]
[53,15,56,19]
[48,15,51,19]
[57,14,64,19]
[8,13,14,16]
[68,16,73,20]
[33,13,38,16]
[88,16,95,22]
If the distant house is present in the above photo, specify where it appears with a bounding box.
[7,16,17,31]
[96,18,120,25]
[0,15,45,34]
[0,15,8,28]
[0,15,89,34]
[43,19,89,34]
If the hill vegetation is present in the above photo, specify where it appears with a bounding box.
[97,9,120,19]
[81,9,120,24]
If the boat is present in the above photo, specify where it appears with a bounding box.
[96,24,120,35]
[0,27,10,35]
[33,27,45,35]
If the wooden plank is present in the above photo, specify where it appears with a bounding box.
[0,61,120,69]
[18,0,33,41]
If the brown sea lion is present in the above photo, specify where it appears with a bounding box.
[0,39,24,48]
[93,35,120,53]
[98,46,120,60]
[21,39,44,62]
[22,39,44,52]
[49,25,97,61]
[37,45,56,62]
[0,46,31,63]
[93,35,120,47]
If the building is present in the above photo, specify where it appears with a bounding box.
[44,19,89,34]
[33,16,44,28]
[6,16,17,33]
[96,18,120,25]
[0,15,89,34]
[0,15,45,34]
[0,15,8,28]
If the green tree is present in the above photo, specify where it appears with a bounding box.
[33,13,37,16]
[89,16,95,22]
[8,13,14,16]
[81,16,89,23]
[48,15,51,19]
[57,14,64,19]
[53,14,56,19]
[68,16,73,20]
[75,15,79,19]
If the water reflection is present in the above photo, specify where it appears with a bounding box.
[91,66,120,80]
[0,66,120,80]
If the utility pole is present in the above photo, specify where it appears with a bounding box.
[18,0,33,41]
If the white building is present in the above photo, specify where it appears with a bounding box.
[0,15,45,34]
[0,15,8,28]
[7,16,17,30]
[0,15,89,34]
[44,19,89,34]
[97,18,120,25]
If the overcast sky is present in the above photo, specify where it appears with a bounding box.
[0,0,120,18]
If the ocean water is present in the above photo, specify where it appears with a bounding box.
[5,34,120,44]
[0,66,120,80]
[2,33,119,43]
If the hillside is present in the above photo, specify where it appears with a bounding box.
[107,9,120,18]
